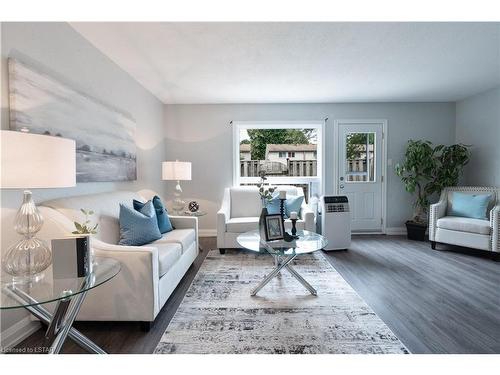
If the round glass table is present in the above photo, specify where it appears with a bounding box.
[237,229,328,296]
[1,257,121,354]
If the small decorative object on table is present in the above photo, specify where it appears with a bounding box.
[279,190,287,224]
[290,211,299,237]
[257,171,276,240]
[264,214,285,241]
[71,208,98,269]
[72,209,98,235]
[51,236,92,278]
[188,201,200,213]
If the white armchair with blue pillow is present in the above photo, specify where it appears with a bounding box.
[429,186,499,258]
[217,185,315,252]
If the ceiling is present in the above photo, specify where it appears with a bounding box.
[71,22,500,104]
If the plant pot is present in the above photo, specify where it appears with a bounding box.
[405,221,427,241]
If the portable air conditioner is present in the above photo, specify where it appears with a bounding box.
[319,195,351,251]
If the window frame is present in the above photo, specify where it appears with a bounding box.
[232,121,325,196]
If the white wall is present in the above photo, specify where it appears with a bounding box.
[0,22,165,344]
[163,103,456,232]
[455,87,500,187]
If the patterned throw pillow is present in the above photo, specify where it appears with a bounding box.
[119,201,162,246]
[134,196,174,233]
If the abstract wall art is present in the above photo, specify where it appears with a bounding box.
[8,58,137,182]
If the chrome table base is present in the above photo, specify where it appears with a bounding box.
[251,241,318,296]
[5,283,106,354]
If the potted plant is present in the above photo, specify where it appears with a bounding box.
[72,209,99,269]
[395,140,470,241]
[256,171,276,240]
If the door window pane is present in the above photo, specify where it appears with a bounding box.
[345,132,375,182]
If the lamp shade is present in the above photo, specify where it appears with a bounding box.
[1,130,76,189]
[162,161,191,181]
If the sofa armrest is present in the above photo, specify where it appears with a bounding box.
[300,205,316,232]
[90,239,160,319]
[429,198,447,241]
[217,188,231,248]
[490,205,500,253]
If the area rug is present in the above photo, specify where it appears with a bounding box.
[154,249,409,354]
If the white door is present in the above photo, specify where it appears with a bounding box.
[338,122,385,232]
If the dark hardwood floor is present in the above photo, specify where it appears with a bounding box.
[14,236,500,354]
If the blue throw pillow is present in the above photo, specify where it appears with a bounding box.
[265,193,304,219]
[285,195,304,219]
[266,193,282,215]
[119,201,162,246]
[134,196,173,234]
[448,192,492,220]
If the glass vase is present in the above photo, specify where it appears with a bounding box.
[2,191,52,282]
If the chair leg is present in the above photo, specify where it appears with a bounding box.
[431,241,437,250]
[219,248,226,255]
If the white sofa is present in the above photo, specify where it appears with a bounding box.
[38,191,198,329]
[429,186,499,256]
[217,185,315,252]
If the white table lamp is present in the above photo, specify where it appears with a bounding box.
[162,160,191,214]
[1,130,76,282]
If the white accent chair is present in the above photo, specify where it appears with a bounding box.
[38,191,199,330]
[217,185,315,253]
[429,186,499,258]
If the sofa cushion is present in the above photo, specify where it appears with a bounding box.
[230,186,262,218]
[227,217,260,232]
[156,242,182,277]
[134,196,174,234]
[153,229,196,253]
[226,216,306,233]
[118,202,162,246]
[437,216,491,235]
[448,192,493,220]
[285,195,304,218]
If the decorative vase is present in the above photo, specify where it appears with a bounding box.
[2,191,52,283]
[259,206,268,242]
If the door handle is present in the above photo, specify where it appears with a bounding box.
[340,184,345,189]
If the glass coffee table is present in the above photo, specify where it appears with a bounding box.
[1,257,120,354]
[237,229,328,296]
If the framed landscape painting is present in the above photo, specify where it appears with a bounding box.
[8,58,137,182]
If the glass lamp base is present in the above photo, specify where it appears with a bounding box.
[2,237,52,283]
[2,191,52,283]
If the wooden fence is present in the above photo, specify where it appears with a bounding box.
[346,158,374,181]
[240,160,317,177]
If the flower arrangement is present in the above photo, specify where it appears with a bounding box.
[256,170,276,207]
[72,209,98,235]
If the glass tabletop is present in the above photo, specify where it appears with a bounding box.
[0,257,121,310]
[237,230,328,255]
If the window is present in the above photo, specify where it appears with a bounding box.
[344,132,375,182]
[233,122,324,198]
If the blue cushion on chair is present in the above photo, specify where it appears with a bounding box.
[266,193,282,215]
[448,192,492,220]
[285,195,304,219]
[119,201,162,246]
[134,196,173,233]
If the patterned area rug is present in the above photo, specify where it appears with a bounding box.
[154,249,409,354]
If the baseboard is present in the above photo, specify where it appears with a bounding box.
[385,227,407,235]
[199,229,217,237]
[0,317,41,351]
